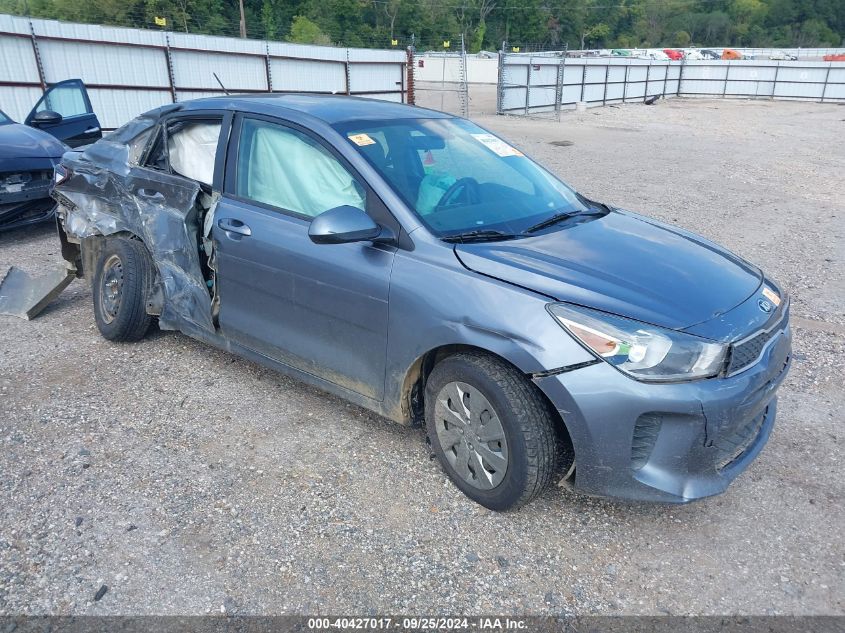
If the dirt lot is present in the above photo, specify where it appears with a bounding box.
[1,97,843,616]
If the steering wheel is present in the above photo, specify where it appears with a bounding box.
[432,177,480,214]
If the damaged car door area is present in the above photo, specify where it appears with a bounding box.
[56,106,398,402]
[56,109,228,337]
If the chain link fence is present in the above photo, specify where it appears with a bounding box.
[408,38,469,117]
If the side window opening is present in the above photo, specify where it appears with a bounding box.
[127,129,153,165]
[144,127,168,172]
[235,118,366,219]
[36,83,89,118]
[143,118,222,188]
[139,116,224,327]
[167,120,222,187]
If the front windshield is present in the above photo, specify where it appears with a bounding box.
[334,118,588,237]
[0,110,11,125]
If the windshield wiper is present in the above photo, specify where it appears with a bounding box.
[523,200,612,235]
[442,229,520,243]
[522,211,580,234]
[576,193,613,213]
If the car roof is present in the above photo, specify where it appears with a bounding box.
[177,94,453,124]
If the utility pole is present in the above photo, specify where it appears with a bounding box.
[238,0,247,38]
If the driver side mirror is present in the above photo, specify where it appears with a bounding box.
[31,110,63,126]
[308,205,383,245]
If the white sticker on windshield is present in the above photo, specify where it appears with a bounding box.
[348,133,377,147]
[471,133,523,157]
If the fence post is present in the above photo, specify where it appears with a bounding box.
[772,62,780,99]
[602,62,609,106]
[555,56,565,118]
[722,61,730,98]
[406,45,415,105]
[496,42,505,114]
[579,62,586,103]
[820,62,831,103]
[643,59,651,103]
[264,41,273,92]
[525,55,533,115]
[28,19,46,94]
[622,62,629,103]
[677,58,684,97]
[459,32,468,117]
[345,48,351,95]
[164,32,177,103]
[661,61,668,97]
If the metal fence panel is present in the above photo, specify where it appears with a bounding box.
[38,40,168,87]
[774,81,825,99]
[0,34,38,83]
[170,49,268,91]
[349,62,403,94]
[0,13,407,129]
[31,17,166,47]
[0,86,42,121]
[269,58,346,93]
[498,51,844,116]
[87,88,172,129]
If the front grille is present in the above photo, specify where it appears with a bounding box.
[631,414,662,470]
[726,313,787,376]
[714,408,767,470]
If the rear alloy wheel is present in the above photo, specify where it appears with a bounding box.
[92,237,154,342]
[425,352,556,511]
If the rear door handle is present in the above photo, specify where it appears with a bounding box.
[217,218,252,236]
[84,126,100,134]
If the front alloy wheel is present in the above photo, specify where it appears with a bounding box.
[425,351,557,511]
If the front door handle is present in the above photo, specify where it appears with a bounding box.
[84,126,100,134]
[218,218,252,236]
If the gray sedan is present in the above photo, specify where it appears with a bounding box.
[51,95,791,510]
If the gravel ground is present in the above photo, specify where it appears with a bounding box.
[0,97,843,617]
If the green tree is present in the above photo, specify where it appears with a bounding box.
[260,0,278,39]
[289,14,332,45]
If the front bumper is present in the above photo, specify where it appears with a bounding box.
[535,318,792,503]
[1,168,56,231]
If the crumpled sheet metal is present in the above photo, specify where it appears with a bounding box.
[59,142,215,334]
[0,264,76,320]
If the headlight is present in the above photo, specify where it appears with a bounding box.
[547,303,727,382]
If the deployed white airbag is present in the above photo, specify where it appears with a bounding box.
[168,122,221,186]
[246,124,365,217]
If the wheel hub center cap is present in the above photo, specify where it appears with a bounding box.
[433,380,510,491]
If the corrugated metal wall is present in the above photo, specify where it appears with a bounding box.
[498,54,845,116]
[0,14,407,129]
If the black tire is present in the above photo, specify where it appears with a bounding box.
[425,351,556,511]
[92,237,154,342]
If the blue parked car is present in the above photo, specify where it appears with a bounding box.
[51,95,791,510]
[0,79,101,231]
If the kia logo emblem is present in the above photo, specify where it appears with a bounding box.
[758,299,773,313]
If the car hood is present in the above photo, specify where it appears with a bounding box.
[0,123,66,171]
[453,209,763,331]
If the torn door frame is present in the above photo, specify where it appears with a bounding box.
[53,129,222,335]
